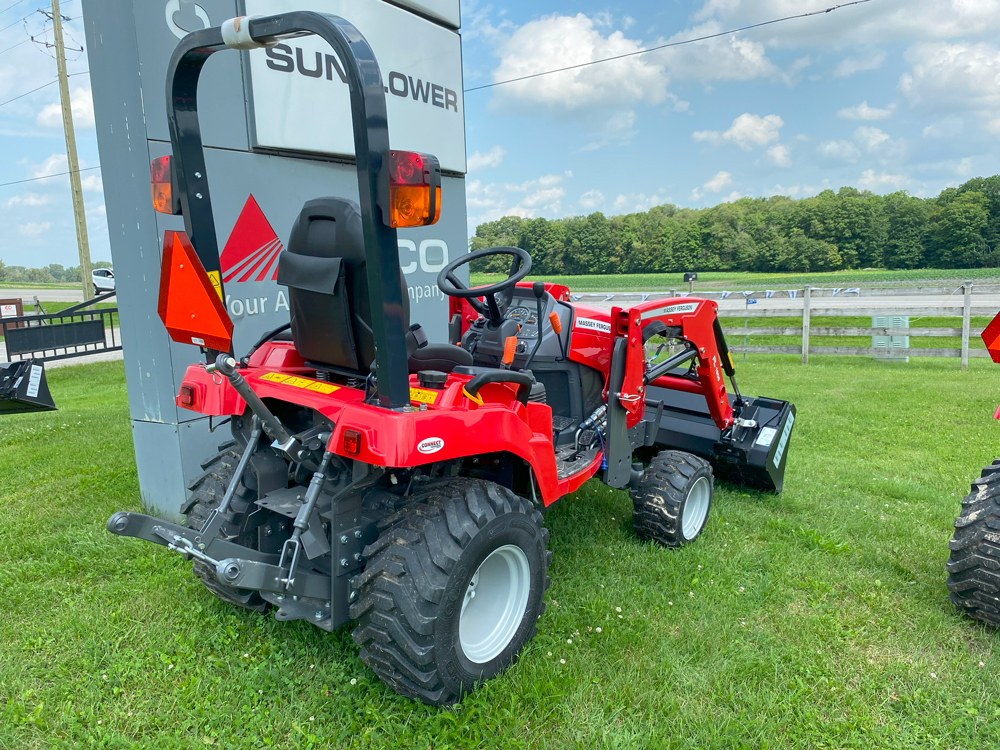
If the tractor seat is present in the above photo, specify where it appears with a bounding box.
[277,197,471,378]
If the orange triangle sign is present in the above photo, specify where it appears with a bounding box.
[157,230,234,352]
[981,311,1000,364]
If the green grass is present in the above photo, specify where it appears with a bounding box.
[471,267,1000,292]
[3,358,1000,748]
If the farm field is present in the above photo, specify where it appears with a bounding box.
[1,358,999,749]
[471,267,1000,293]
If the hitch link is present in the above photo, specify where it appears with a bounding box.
[209,354,296,452]
[278,447,334,589]
[153,525,221,568]
[200,415,262,540]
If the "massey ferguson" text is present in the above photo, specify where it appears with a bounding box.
[265,44,459,113]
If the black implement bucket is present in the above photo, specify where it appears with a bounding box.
[643,385,794,493]
[0,359,57,414]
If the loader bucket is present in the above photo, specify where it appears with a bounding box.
[643,386,794,493]
[0,359,57,414]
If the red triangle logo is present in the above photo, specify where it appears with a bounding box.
[219,195,284,283]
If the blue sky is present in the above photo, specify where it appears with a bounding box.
[0,0,997,267]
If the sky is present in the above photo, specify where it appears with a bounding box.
[0,0,997,268]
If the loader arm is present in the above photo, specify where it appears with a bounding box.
[611,297,734,431]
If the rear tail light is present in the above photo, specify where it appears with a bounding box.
[344,429,361,455]
[378,150,441,228]
[179,384,195,406]
[150,156,179,215]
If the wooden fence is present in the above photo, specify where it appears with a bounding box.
[571,282,998,369]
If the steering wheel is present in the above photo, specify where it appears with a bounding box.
[436,246,532,327]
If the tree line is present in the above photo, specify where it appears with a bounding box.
[0,260,112,284]
[469,176,1000,275]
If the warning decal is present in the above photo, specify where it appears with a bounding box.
[259,372,340,394]
[410,387,438,405]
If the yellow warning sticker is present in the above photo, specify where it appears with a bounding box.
[410,387,438,405]
[259,372,340,394]
[207,270,222,300]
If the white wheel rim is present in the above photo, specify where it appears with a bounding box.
[459,544,531,664]
[681,476,711,540]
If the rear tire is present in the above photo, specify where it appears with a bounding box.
[350,479,551,705]
[946,460,1000,627]
[632,450,713,547]
[181,441,269,613]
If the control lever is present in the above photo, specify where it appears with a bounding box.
[523,281,546,372]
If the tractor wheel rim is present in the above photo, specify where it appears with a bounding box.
[459,544,531,664]
[682,476,711,540]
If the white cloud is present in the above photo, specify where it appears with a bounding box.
[490,14,669,112]
[690,171,734,201]
[467,146,506,171]
[466,173,567,225]
[923,116,965,139]
[817,140,861,163]
[837,101,893,121]
[81,174,104,193]
[654,20,779,83]
[37,87,95,129]
[693,113,783,150]
[720,190,742,203]
[766,144,792,167]
[764,181,829,199]
[578,189,605,210]
[611,191,671,213]
[899,42,1000,130]
[622,15,636,30]
[691,0,1000,47]
[832,51,886,78]
[18,222,52,237]
[5,193,49,208]
[704,171,733,192]
[31,153,69,179]
[818,127,905,164]
[857,169,909,191]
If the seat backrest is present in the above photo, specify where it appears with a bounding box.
[277,197,411,375]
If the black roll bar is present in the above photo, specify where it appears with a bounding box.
[164,12,411,409]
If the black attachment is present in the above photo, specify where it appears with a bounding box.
[463,370,533,407]
[603,338,634,488]
[417,370,448,389]
[0,359,56,414]
[644,344,698,384]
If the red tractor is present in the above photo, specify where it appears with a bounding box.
[107,12,796,705]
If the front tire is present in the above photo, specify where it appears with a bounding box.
[632,450,714,547]
[350,479,551,705]
[946,460,1000,627]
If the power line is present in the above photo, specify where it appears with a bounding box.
[0,164,99,188]
[464,0,873,93]
[0,36,27,54]
[0,0,28,14]
[0,68,86,107]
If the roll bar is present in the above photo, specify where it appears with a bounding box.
[165,12,411,409]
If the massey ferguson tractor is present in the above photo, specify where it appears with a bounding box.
[106,12,796,705]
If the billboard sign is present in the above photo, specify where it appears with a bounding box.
[244,0,466,172]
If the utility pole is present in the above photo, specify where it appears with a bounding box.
[50,0,93,300]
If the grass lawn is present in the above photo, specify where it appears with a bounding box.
[471,267,1000,292]
[2,358,1000,748]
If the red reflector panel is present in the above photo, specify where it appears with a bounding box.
[344,429,361,455]
[151,156,172,214]
[982,311,1000,364]
[157,230,233,351]
[379,150,441,228]
[179,384,195,406]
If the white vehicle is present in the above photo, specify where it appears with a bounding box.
[92,268,115,294]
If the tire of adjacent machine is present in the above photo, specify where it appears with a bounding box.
[181,441,269,613]
[349,479,551,705]
[946,459,1000,627]
[631,450,714,547]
